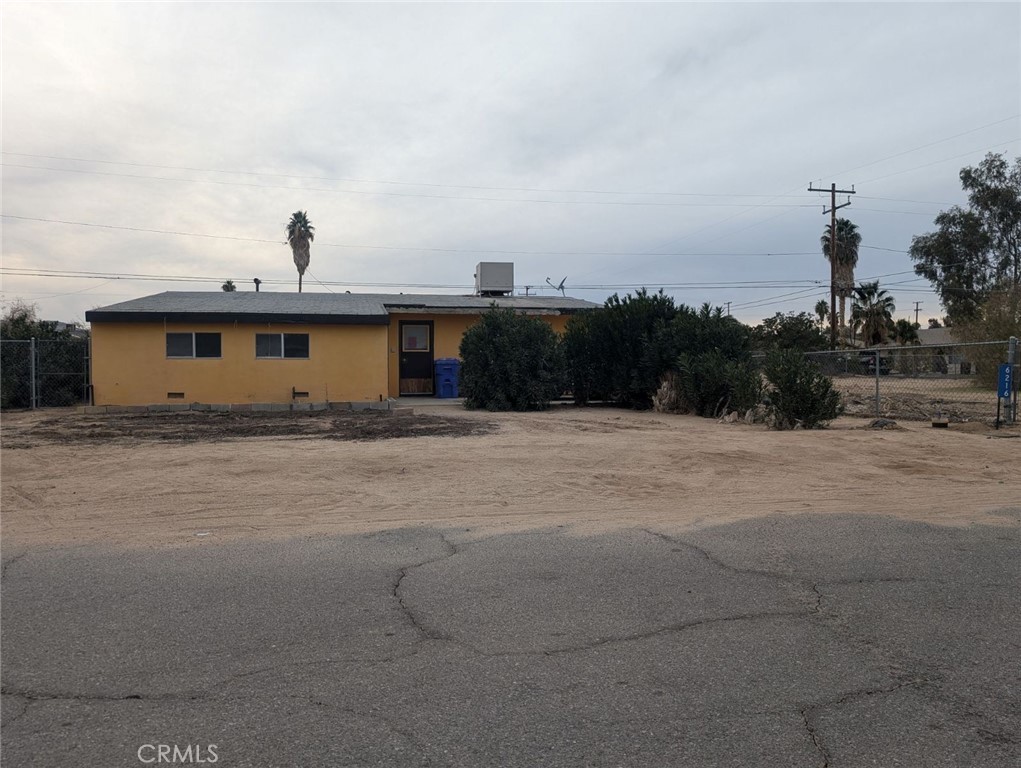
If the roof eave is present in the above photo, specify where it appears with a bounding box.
[84,311,389,325]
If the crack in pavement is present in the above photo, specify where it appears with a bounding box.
[800,706,831,767]
[391,533,460,642]
[642,528,798,582]
[1,552,28,580]
[799,679,929,768]
[1,694,33,728]
[310,698,432,755]
[390,529,823,659]
[816,576,935,587]
[0,685,204,704]
[643,528,827,617]
[503,609,814,658]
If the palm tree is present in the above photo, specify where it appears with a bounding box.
[814,299,829,328]
[221,279,236,292]
[286,211,315,293]
[851,281,895,346]
[821,218,862,330]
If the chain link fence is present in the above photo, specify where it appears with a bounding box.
[1,338,91,410]
[806,339,1018,423]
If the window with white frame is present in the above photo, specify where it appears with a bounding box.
[255,333,309,359]
[166,332,221,358]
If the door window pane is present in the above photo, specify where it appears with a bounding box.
[402,325,430,352]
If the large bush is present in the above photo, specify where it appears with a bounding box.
[563,293,753,410]
[672,351,762,417]
[763,349,840,429]
[675,303,752,360]
[563,289,678,408]
[459,307,563,411]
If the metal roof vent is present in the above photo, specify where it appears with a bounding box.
[474,262,514,296]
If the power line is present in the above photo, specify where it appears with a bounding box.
[580,119,1019,282]
[0,151,816,200]
[857,195,957,206]
[0,213,829,257]
[0,163,821,209]
[304,268,335,294]
[730,287,830,311]
[0,267,825,291]
[829,114,1020,178]
[853,207,949,216]
[5,111,1014,200]
[856,138,1020,185]
[1,214,282,244]
[0,267,933,296]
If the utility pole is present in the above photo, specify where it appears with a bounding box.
[808,183,856,349]
[725,301,732,316]
[913,301,923,326]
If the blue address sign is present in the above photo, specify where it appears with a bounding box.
[998,363,1014,399]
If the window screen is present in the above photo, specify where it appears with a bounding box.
[166,333,193,358]
[255,334,282,358]
[283,334,309,359]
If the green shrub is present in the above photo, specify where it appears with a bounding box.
[675,303,752,360]
[459,307,564,411]
[752,311,829,352]
[673,351,762,417]
[763,349,840,429]
[561,310,601,405]
[562,293,754,410]
[563,290,679,408]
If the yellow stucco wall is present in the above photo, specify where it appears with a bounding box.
[91,322,389,406]
[385,313,570,398]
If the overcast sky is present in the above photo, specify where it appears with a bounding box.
[2,1,1019,326]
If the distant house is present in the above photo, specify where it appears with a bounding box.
[905,327,975,375]
[84,268,595,406]
[915,327,956,347]
[52,321,90,340]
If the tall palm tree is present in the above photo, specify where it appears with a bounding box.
[221,279,236,292]
[821,218,862,330]
[851,281,896,346]
[286,211,315,293]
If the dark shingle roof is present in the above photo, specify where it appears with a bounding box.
[85,291,597,324]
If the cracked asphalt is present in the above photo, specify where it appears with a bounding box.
[2,513,1019,767]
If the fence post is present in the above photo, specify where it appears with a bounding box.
[29,337,37,410]
[1010,336,1018,424]
[874,349,881,419]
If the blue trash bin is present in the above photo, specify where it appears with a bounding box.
[434,358,461,398]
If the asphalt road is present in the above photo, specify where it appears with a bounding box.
[2,512,1019,767]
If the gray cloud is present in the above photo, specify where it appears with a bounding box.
[1,2,1019,326]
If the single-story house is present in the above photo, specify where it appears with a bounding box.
[84,289,596,406]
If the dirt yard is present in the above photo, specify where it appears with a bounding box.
[2,405,1018,549]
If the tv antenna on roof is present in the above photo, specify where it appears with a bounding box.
[546,276,567,296]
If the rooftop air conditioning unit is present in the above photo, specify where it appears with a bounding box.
[475,262,514,296]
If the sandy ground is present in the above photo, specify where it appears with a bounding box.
[1,405,1019,550]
